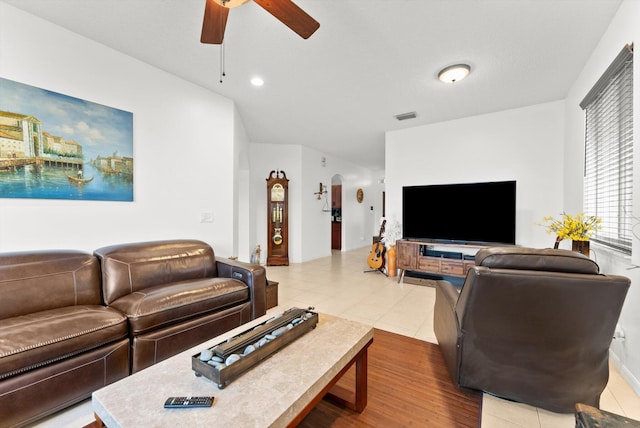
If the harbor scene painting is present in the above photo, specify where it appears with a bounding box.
[0,77,133,201]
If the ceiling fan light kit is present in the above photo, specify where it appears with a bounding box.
[201,0,320,45]
[214,0,249,7]
[438,64,471,83]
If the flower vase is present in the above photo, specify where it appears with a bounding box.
[387,244,397,277]
[572,240,590,257]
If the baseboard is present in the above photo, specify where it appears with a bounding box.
[609,349,640,397]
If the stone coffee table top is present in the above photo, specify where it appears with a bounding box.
[92,311,374,427]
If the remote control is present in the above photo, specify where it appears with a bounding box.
[164,396,214,408]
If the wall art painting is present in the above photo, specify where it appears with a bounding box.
[0,77,133,201]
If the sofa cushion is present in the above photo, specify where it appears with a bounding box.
[475,247,599,275]
[0,306,128,380]
[95,240,217,305]
[109,277,249,335]
[0,338,130,428]
[0,250,102,319]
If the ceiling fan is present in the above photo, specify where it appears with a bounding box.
[201,0,320,45]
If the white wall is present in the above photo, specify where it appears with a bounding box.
[564,0,640,395]
[385,100,565,249]
[321,150,381,253]
[235,106,251,259]
[249,143,378,263]
[0,3,380,265]
[0,3,238,256]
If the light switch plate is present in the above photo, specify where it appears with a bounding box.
[201,212,214,223]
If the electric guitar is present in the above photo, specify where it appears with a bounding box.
[367,219,386,270]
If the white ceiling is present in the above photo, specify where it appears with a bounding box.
[2,0,622,170]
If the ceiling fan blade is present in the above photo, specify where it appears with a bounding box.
[253,0,320,39]
[201,0,229,44]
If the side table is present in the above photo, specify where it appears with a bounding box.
[575,403,640,427]
[266,280,278,309]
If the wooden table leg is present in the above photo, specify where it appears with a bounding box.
[286,338,373,427]
[353,343,368,411]
[83,414,105,428]
[323,339,370,412]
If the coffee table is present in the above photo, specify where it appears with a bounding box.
[90,311,374,427]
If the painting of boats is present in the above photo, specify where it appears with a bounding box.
[66,174,94,184]
[0,77,133,201]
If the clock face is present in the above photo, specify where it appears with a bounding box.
[357,188,364,203]
[271,183,285,202]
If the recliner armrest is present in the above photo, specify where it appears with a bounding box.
[216,258,267,319]
[437,280,460,310]
[433,280,462,383]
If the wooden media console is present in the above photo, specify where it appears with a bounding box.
[396,240,486,284]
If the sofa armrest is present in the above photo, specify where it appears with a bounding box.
[433,280,462,384]
[216,258,267,319]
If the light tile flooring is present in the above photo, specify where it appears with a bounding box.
[29,247,640,428]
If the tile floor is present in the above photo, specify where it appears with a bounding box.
[28,246,640,428]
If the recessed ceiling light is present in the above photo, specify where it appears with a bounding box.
[251,77,264,87]
[438,64,471,83]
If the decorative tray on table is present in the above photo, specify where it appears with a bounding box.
[192,307,318,388]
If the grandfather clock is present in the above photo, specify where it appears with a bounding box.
[266,170,289,266]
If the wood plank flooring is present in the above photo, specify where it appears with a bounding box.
[299,328,482,427]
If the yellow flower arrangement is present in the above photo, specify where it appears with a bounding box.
[538,212,601,242]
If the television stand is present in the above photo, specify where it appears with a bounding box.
[402,270,465,288]
[396,240,487,285]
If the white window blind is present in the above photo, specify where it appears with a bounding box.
[580,44,633,254]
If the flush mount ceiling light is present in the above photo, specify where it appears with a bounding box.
[438,64,471,83]
[251,77,264,87]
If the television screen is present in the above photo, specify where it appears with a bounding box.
[402,180,516,245]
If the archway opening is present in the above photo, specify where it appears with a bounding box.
[331,175,342,250]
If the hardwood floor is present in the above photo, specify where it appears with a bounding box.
[298,328,482,427]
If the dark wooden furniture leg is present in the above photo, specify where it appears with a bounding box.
[83,414,105,428]
[287,338,373,427]
[324,340,369,411]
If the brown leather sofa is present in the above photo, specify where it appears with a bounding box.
[0,250,130,428]
[0,239,267,427]
[434,247,630,413]
[94,239,267,373]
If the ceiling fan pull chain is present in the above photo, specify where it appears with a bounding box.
[219,42,225,83]
[222,43,226,79]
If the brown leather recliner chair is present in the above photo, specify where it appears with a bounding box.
[434,247,630,413]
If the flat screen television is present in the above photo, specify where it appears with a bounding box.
[402,180,516,245]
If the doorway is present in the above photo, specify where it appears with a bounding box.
[331,175,342,250]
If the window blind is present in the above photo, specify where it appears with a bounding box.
[581,44,633,253]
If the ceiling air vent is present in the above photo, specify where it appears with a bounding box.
[394,111,417,121]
